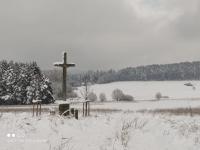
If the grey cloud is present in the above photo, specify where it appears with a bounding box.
[0,0,200,71]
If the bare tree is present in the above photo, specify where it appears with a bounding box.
[112,89,134,101]
[112,89,124,101]
[99,93,107,102]
[79,73,91,100]
[88,92,97,101]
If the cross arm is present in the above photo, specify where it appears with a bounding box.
[54,63,64,67]
[67,63,76,67]
[53,62,76,68]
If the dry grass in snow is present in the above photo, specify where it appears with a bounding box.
[1,111,200,150]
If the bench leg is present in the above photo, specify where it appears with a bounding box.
[86,102,88,116]
[88,102,90,116]
[33,104,35,116]
[39,104,41,115]
[83,103,85,116]
[36,104,38,116]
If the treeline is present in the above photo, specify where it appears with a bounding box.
[0,60,54,105]
[67,61,200,85]
[116,61,200,81]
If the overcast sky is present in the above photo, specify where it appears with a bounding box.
[0,0,200,71]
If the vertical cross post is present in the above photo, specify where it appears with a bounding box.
[54,52,75,100]
[63,52,67,99]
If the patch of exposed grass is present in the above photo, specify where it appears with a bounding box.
[137,107,200,116]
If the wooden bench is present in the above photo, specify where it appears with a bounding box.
[32,100,42,116]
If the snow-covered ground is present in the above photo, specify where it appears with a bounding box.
[77,81,200,101]
[1,111,200,150]
[88,100,200,112]
[1,81,200,150]
[1,99,200,113]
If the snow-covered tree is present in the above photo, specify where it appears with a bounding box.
[80,73,91,100]
[0,60,54,105]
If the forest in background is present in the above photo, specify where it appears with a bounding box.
[45,61,200,85]
[0,60,198,102]
[44,61,200,99]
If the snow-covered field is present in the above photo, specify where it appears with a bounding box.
[1,99,200,150]
[77,81,200,101]
[1,81,200,150]
[1,111,200,150]
[88,100,200,112]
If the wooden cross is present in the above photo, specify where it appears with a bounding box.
[54,52,75,100]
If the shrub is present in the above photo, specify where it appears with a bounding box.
[88,92,97,101]
[99,93,107,102]
[121,94,134,101]
[155,92,162,100]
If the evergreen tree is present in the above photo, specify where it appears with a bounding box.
[0,60,54,105]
